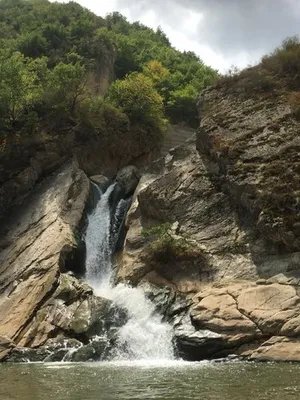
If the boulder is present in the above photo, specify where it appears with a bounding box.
[89,175,110,191]
[67,338,111,362]
[116,165,141,197]
[250,336,300,362]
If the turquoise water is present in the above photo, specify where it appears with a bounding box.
[0,360,299,400]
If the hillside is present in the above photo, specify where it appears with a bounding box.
[0,0,217,215]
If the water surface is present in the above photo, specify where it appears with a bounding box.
[1,360,299,400]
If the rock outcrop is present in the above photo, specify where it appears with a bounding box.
[0,161,126,361]
[118,83,300,361]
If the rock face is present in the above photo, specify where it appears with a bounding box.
[0,123,160,219]
[118,84,300,361]
[197,87,300,252]
[0,161,126,361]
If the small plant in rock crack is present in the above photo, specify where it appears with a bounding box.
[142,223,203,265]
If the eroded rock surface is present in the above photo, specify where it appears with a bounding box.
[0,162,126,361]
[118,84,300,362]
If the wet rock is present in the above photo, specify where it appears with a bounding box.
[67,338,111,362]
[18,274,127,348]
[173,314,225,361]
[6,348,52,363]
[250,336,300,362]
[90,175,110,191]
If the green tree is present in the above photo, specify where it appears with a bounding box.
[0,51,47,125]
[106,72,167,135]
[48,57,87,113]
[166,84,199,127]
[17,32,48,58]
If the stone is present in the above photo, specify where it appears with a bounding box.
[6,348,52,363]
[67,338,111,362]
[0,161,90,347]
[173,313,226,361]
[89,175,110,191]
[250,336,300,362]
[115,78,300,361]
[197,85,300,252]
[0,161,126,355]
[116,165,141,196]
[16,274,127,348]
[0,336,16,361]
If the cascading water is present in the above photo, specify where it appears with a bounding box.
[84,183,174,361]
[85,183,116,288]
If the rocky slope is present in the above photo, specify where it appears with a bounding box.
[118,85,300,361]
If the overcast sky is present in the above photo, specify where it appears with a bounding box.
[51,0,300,72]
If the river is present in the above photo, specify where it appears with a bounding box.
[1,361,299,400]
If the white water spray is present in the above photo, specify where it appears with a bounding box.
[84,183,174,361]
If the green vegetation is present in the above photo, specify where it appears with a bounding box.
[0,0,217,147]
[142,223,206,266]
[106,72,167,139]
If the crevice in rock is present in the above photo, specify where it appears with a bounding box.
[226,290,263,335]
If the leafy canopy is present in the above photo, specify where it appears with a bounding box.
[0,0,218,145]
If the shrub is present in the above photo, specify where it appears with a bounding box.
[237,69,276,94]
[215,66,276,96]
[142,223,206,265]
[261,36,300,89]
[166,84,199,127]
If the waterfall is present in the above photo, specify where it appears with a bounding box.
[84,183,174,361]
[85,184,116,288]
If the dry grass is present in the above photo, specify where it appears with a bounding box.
[215,36,300,96]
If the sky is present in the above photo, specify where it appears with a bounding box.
[51,0,300,72]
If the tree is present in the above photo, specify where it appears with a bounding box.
[17,32,48,58]
[143,60,169,87]
[48,57,87,113]
[0,51,47,125]
[106,72,167,136]
[166,84,199,127]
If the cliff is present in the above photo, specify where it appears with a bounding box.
[119,74,300,361]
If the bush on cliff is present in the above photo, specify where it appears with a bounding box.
[216,35,300,96]
[142,223,207,267]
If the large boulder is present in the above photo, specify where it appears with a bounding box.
[116,165,141,197]
[187,279,300,361]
